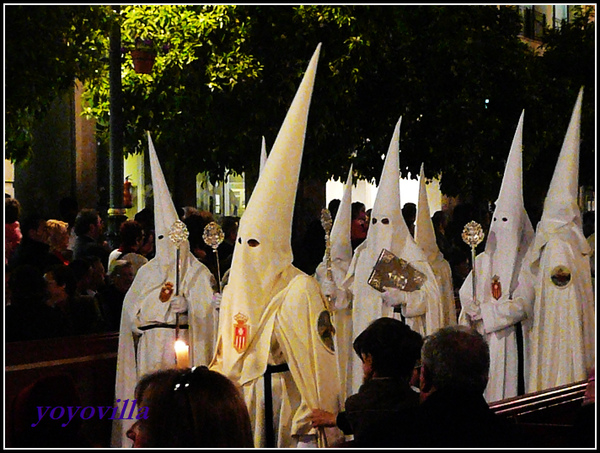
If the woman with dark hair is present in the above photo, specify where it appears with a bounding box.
[126,366,254,448]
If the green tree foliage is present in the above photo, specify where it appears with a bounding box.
[5,5,594,210]
[5,5,111,163]
[524,6,595,215]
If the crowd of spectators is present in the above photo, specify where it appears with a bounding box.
[5,195,239,342]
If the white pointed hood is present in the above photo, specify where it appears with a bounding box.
[147,132,192,269]
[484,111,534,294]
[531,87,589,264]
[316,165,353,285]
[415,163,441,263]
[329,166,354,266]
[367,116,411,252]
[259,136,268,176]
[216,44,321,383]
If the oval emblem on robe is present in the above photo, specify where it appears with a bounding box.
[491,275,502,300]
[159,282,174,302]
[550,265,571,288]
[317,310,336,353]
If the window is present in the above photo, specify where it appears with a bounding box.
[520,5,547,41]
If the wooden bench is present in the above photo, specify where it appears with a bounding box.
[5,332,119,447]
[490,379,590,447]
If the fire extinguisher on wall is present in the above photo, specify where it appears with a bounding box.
[124,176,133,209]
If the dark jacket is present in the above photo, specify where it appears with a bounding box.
[72,235,110,270]
[338,377,420,447]
[404,387,523,448]
[8,237,62,273]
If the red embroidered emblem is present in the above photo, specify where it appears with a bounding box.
[491,275,502,300]
[233,313,249,353]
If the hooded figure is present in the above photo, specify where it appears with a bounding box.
[315,166,354,403]
[415,163,456,328]
[111,133,216,447]
[342,117,442,395]
[458,111,535,403]
[260,135,268,176]
[523,88,595,393]
[209,44,343,448]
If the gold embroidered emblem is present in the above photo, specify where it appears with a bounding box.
[550,265,571,288]
[317,310,336,353]
[159,282,174,302]
[491,275,502,300]
[233,313,249,353]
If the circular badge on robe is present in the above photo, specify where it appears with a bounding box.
[317,310,336,353]
[550,265,571,288]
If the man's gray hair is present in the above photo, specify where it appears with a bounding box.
[421,325,490,394]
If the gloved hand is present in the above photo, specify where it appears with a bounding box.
[332,288,350,310]
[320,279,338,302]
[170,295,188,314]
[464,300,482,321]
[212,292,222,310]
[381,286,407,308]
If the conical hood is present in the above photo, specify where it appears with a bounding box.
[329,165,353,264]
[217,44,321,381]
[532,87,589,260]
[542,87,583,228]
[367,116,411,251]
[484,111,534,293]
[259,135,268,176]
[147,132,191,265]
[415,163,441,263]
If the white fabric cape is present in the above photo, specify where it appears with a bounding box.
[459,253,533,402]
[111,254,215,447]
[525,235,595,393]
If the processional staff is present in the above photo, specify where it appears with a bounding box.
[462,220,485,324]
[169,219,190,368]
[203,221,225,346]
[317,208,333,448]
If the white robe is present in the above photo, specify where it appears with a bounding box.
[343,239,443,395]
[315,258,353,404]
[526,236,595,393]
[110,256,216,447]
[211,271,344,448]
[429,253,457,327]
[459,254,533,403]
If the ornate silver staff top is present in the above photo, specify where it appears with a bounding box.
[169,220,189,296]
[462,220,485,311]
[461,220,485,248]
[203,221,225,293]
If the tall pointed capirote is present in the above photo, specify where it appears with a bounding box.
[415,163,440,263]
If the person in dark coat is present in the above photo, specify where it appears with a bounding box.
[72,208,110,270]
[8,214,61,274]
[309,317,423,447]
[406,325,524,448]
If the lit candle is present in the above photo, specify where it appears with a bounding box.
[174,340,190,369]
